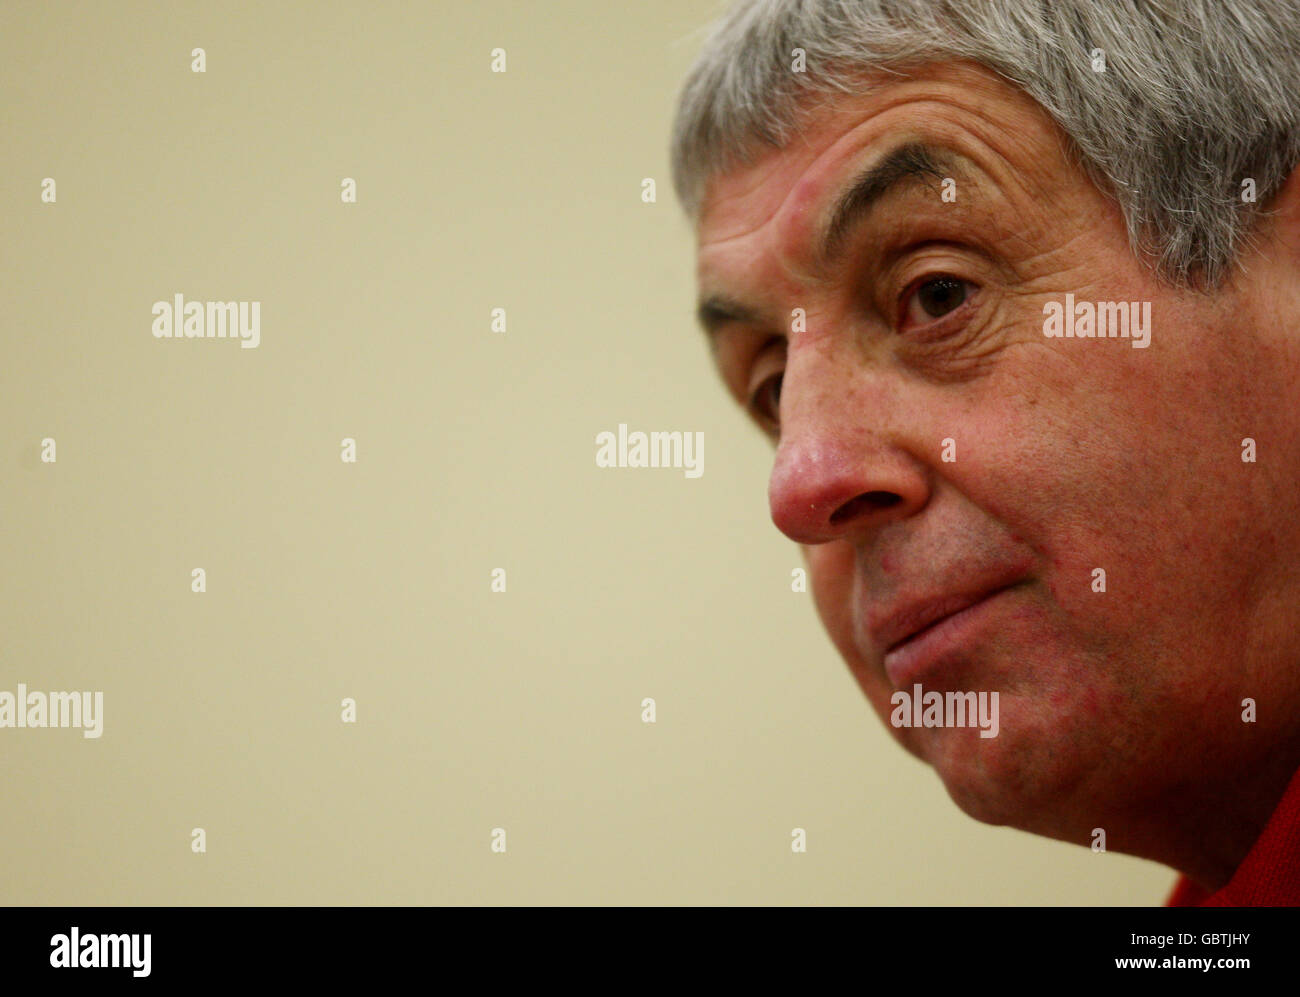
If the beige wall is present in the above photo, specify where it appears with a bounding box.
[0,0,1173,904]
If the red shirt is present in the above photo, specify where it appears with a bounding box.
[1166,765,1300,906]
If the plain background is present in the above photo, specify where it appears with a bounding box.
[0,0,1174,904]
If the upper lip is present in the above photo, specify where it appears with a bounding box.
[869,582,1020,655]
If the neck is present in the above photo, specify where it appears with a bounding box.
[1119,738,1300,892]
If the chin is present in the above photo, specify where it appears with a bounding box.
[908,713,1093,836]
[937,765,1025,829]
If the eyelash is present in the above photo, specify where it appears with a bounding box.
[742,273,979,431]
[748,372,783,432]
[745,338,784,432]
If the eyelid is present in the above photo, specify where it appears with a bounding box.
[745,338,786,427]
[745,336,785,393]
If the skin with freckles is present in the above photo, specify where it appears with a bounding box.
[694,60,1300,892]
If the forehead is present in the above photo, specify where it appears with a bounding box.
[694,61,1063,290]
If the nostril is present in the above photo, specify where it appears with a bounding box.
[829,490,901,526]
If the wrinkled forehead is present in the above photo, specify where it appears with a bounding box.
[692,62,1073,273]
[694,101,870,256]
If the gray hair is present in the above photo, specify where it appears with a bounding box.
[669,0,1300,287]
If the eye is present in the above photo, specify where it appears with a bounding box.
[902,275,975,327]
[748,371,783,431]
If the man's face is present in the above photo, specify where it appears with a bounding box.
[694,61,1300,848]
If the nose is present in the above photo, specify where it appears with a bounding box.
[767,369,931,546]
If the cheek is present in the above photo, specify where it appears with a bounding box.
[804,542,854,649]
[944,311,1273,715]
[805,542,918,739]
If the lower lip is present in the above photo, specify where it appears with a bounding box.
[882,588,1013,687]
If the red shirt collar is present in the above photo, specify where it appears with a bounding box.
[1166,765,1300,906]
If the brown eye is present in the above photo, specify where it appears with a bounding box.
[903,276,973,325]
[749,371,783,428]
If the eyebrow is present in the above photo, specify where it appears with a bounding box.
[820,141,956,265]
[695,142,961,338]
[696,294,762,339]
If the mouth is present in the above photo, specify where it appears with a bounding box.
[874,582,1022,687]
